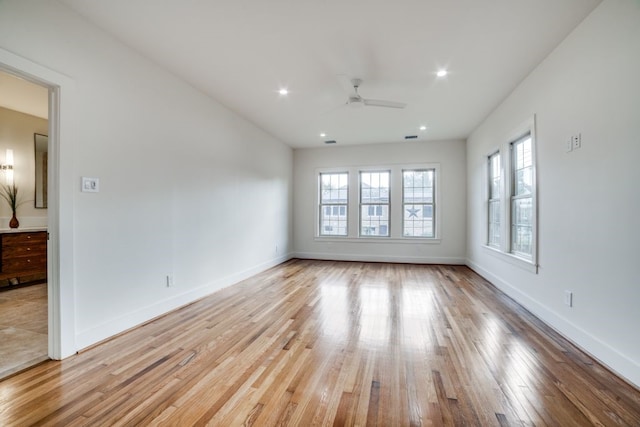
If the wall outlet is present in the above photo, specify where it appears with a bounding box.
[564,290,573,307]
[572,133,581,150]
[166,275,173,287]
[275,245,279,254]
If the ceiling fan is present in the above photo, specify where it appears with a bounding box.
[345,78,406,109]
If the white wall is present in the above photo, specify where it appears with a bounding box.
[0,106,48,227]
[294,140,466,263]
[466,0,640,387]
[0,0,292,351]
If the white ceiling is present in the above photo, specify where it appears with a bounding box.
[59,0,600,148]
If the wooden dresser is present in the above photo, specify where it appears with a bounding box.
[0,230,47,288]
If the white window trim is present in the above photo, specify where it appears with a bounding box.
[359,169,391,238]
[318,170,349,237]
[402,168,437,239]
[482,115,538,273]
[315,163,441,242]
[486,151,501,249]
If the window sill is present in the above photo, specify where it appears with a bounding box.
[315,236,441,244]
[483,245,538,274]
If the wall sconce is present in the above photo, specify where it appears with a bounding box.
[1,149,14,185]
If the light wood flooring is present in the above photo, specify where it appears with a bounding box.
[0,283,48,380]
[0,260,639,426]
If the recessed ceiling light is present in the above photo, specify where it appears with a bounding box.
[278,88,289,96]
[436,70,448,78]
[320,133,326,138]
[419,125,427,131]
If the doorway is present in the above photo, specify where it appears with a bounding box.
[0,70,49,378]
[0,46,77,370]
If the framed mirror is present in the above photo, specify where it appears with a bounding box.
[34,133,48,209]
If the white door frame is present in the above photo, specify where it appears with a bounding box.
[0,48,76,359]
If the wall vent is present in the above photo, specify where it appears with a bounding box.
[405,135,418,140]
[324,140,337,144]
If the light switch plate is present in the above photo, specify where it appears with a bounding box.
[81,177,99,193]
[565,138,573,153]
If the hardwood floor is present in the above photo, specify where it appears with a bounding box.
[0,283,48,380]
[0,260,639,426]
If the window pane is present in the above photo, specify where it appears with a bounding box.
[360,171,390,237]
[512,198,532,227]
[403,204,434,237]
[489,152,501,199]
[487,153,501,247]
[361,171,390,203]
[515,167,532,196]
[488,201,500,246]
[320,172,348,236]
[488,223,500,247]
[403,170,433,203]
[320,204,347,236]
[403,169,436,238]
[511,225,532,256]
[511,198,533,255]
[321,173,348,203]
[360,205,389,236]
[513,136,533,197]
[489,200,500,223]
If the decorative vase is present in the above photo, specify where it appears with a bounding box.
[9,212,19,229]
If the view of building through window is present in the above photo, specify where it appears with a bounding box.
[360,171,390,236]
[318,166,439,239]
[511,134,533,257]
[319,172,348,236]
[403,169,435,237]
[488,152,501,247]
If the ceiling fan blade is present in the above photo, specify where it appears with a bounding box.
[363,98,406,109]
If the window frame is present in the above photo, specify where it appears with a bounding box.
[510,133,534,259]
[315,164,440,242]
[487,151,501,248]
[402,168,436,238]
[483,116,538,273]
[318,171,349,237]
[359,170,391,237]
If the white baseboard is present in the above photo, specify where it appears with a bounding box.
[293,251,465,265]
[466,258,640,389]
[75,253,293,351]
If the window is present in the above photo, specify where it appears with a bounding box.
[483,119,537,271]
[511,134,533,258]
[319,172,348,236]
[403,169,435,237]
[360,171,390,237]
[487,152,501,247]
[316,164,439,241]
